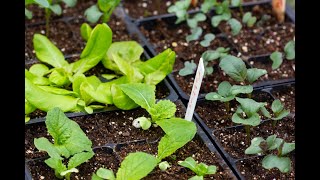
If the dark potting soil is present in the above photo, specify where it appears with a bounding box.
[218,4,295,56]
[195,90,274,129]
[213,117,295,159]
[236,153,295,179]
[25,101,185,160]
[249,57,295,84]
[27,136,236,180]
[271,84,295,113]
[139,17,239,71]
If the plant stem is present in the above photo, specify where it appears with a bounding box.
[239,0,244,16]
[45,8,51,37]
[244,125,250,143]
[272,120,277,128]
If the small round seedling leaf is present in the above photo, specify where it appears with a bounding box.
[85,5,103,24]
[207,165,217,174]
[284,40,295,60]
[205,66,214,75]
[270,51,283,70]
[272,110,290,120]
[179,60,197,76]
[200,33,215,47]
[96,168,115,180]
[186,27,203,42]
[245,137,265,154]
[29,64,50,77]
[262,155,291,173]
[228,18,242,36]
[247,17,257,27]
[235,97,266,114]
[271,99,284,113]
[49,4,62,15]
[232,112,261,126]
[25,8,33,19]
[231,0,241,6]
[34,0,50,8]
[159,161,171,171]
[281,142,295,156]
[80,23,92,41]
[242,12,252,23]
[194,13,207,21]
[217,81,232,97]
[246,68,267,84]
[266,135,277,150]
[201,50,220,61]
[62,0,77,7]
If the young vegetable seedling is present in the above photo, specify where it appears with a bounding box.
[270,40,295,70]
[178,156,217,180]
[242,12,257,27]
[232,97,270,142]
[264,99,290,127]
[205,81,253,116]
[85,0,120,23]
[34,107,94,180]
[245,134,295,173]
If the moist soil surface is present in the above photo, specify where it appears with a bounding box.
[25,101,185,160]
[217,4,295,56]
[195,90,274,129]
[213,117,295,159]
[236,153,295,179]
[270,84,295,113]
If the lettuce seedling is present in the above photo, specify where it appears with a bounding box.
[242,12,257,27]
[178,157,217,180]
[84,0,120,23]
[205,81,253,114]
[270,40,295,70]
[92,152,158,180]
[232,97,270,141]
[25,0,77,36]
[269,99,290,127]
[245,134,295,173]
[34,107,94,180]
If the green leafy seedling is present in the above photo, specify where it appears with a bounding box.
[206,81,253,114]
[201,0,217,13]
[245,134,295,173]
[200,33,215,47]
[85,0,120,23]
[168,0,191,24]
[34,107,94,180]
[269,99,290,127]
[227,18,242,35]
[186,26,203,42]
[242,12,257,27]
[159,161,171,171]
[178,157,217,179]
[270,40,295,70]
[232,97,270,142]
[179,60,197,76]
[200,47,230,76]
[187,13,207,29]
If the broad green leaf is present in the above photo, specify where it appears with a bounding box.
[29,64,49,77]
[102,41,143,73]
[186,27,203,42]
[157,118,197,160]
[72,23,112,75]
[244,137,265,154]
[284,40,295,60]
[231,0,241,6]
[50,4,62,15]
[269,138,283,150]
[200,33,215,47]
[235,97,266,114]
[96,168,115,180]
[272,110,290,120]
[270,51,283,70]
[33,0,50,7]
[45,157,67,178]
[217,81,232,97]
[242,12,252,23]
[205,92,234,102]
[60,168,78,176]
[34,137,62,159]
[168,0,191,23]
[195,163,210,176]
[179,60,197,76]
[38,86,78,97]
[262,155,291,173]
[25,78,82,112]
[92,173,104,180]
[189,176,204,180]
[271,99,284,113]
[80,23,92,41]
[25,8,32,19]
[118,83,155,111]
[246,68,267,83]
[281,142,295,156]
[62,0,77,7]
[111,84,139,110]
[232,112,261,126]
[260,106,271,118]
[49,68,70,86]
[116,152,158,180]
[151,100,176,121]
[219,55,247,82]
[33,34,68,68]
[187,13,206,28]
[178,157,197,172]
[230,85,253,95]
[45,107,93,157]
[228,18,242,36]
[84,5,103,23]
[266,135,277,149]
[207,165,217,174]
[25,69,50,86]
[25,99,37,115]
[68,151,94,169]
[201,50,220,61]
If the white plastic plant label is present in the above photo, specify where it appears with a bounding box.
[185,58,205,121]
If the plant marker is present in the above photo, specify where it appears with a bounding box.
[185,58,205,121]
[272,0,286,23]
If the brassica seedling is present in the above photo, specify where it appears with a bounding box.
[201,0,217,13]
[159,161,171,171]
[242,12,257,27]
[270,40,295,70]
[34,107,94,180]
[168,0,191,24]
[187,13,207,29]
[256,14,271,27]
[84,0,120,23]
[268,99,290,127]
[205,81,253,114]
[245,134,295,173]
[200,33,215,47]
[186,26,203,42]
[178,157,217,179]
[179,60,197,76]
[232,97,270,141]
